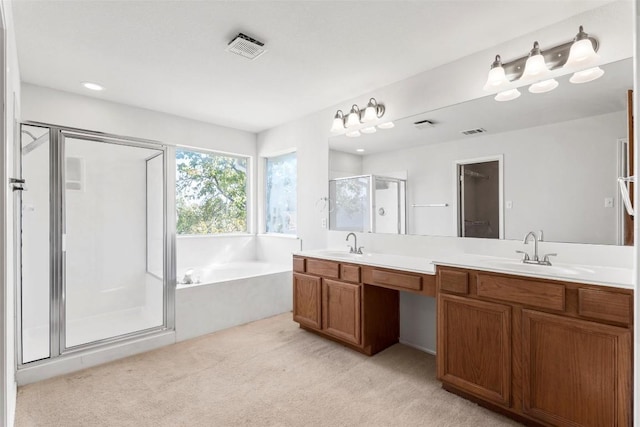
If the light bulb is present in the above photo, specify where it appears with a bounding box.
[529,78,559,94]
[570,66,604,84]
[346,130,361,138]
[564,26,600,69]
[494,89,521,102]
[483,55,510,92]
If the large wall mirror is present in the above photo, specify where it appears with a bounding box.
[329,58,633,246]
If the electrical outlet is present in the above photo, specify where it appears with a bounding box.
[604,197,614,208]
[506,201,513,209]
[321,218,327,228]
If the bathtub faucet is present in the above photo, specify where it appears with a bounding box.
[182,269,194,284]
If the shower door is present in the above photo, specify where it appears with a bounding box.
[18,123,173,364]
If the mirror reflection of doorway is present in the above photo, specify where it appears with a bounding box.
[458,160,500,238]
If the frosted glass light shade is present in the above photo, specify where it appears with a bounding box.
[330,112,345,133]
[564,38,600,69]
[346,105,361,128]
[494,88,521,102]
[521,54,550,81]
[361,126,377,134]
[529,78,559,94]
[570,66,604,84]
[345,130,361,138]
[483,66,510,92]
[363,106,377,122]
[377,121,395,129]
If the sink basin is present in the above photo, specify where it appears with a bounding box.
[485,259,595,276]
[313,250,364,259]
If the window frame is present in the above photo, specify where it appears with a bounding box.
[262,149,297,236]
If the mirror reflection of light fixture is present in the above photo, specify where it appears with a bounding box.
[570,66,604,84]
[330,110,345,133]
[494,89,521,102]
[361,126,377,134]
[482,25,601,101]
[483,55,510,92]
[377,122,395,129]
[363,98,385,122]
[529,78,559,94]
[346,105,361,128]
[346,130,361,138]
[329,98,387,134]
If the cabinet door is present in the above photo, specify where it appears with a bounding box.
[522,310,631,427]
[437,293,511,407]
[293,273,322,330]
[322,279,361,345]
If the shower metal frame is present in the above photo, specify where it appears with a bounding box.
[16,121,176,368]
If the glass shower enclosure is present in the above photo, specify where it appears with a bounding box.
[329,175,407,234]
[18,123,174,365]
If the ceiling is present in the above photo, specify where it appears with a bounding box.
[329,58,632,155]
[13,0,615,133]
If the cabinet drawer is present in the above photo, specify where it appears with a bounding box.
[578,288,632,325]
[371,269,422,291]
[477,274,565,312]
[439,269,469,294]
[341,264,361,283]
[293,257,306,273]
[306,258,339,279]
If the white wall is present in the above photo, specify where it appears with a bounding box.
[362,110,625,244]
[329,150,362,179]
[1,0,21,424]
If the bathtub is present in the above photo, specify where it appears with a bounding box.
[175,261,292,342]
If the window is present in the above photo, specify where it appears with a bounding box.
[176,148,248,234]
[265,152,297,234]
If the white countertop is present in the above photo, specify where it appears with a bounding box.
[295,250,633,289]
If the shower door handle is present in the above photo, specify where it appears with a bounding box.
[9,177,26,192]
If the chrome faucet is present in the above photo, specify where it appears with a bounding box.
[518,230,556,266]
[346,232,363,254]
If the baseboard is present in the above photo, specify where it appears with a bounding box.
[399,339,436,355]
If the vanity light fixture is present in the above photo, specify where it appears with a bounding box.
[377,121,395,129]
[345,130,361,138]
[482,25,601,101]
[329,98,386,133]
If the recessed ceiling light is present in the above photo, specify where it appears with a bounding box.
[356,148,365,153]
[82,82,104,91]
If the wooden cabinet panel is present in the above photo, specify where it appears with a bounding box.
[322,279,361,345]
[292,257,306,273]
[340,264,361,283]
[578,288,632,325]
[371,268,422,291]
[438,268,469,294]
[437,293,511,407]
[306,259,340,278]
[522,310,631,427]
[292,273,322,330]
[477,273,565,311]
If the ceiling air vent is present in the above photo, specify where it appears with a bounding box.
[460,128,487,136]
[226,33,266,60]
[413,119,435,130]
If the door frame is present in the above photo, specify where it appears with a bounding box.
[452,154,504,239]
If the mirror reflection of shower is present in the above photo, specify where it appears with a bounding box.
[458,160,500,239]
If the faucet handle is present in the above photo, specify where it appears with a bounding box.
[347,244,355,253]
[515,250,530,261]
[541,253,557,265]
[357,246,364,254]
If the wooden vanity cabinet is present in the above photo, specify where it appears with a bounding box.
[292,256,401,355]
[437,266,633,427]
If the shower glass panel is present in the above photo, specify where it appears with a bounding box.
[20,124,51,363]
[63,136,164,348]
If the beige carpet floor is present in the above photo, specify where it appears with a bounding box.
[15,313,521,427]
